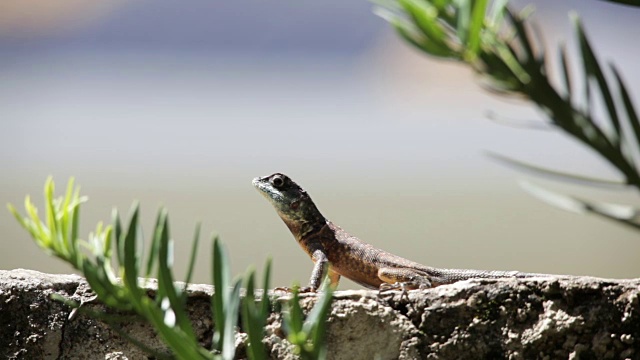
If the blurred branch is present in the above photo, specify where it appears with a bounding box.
[520,181,640,231]
[376,0,640,226]
[486,151,627,188]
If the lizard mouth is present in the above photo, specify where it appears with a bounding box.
[252,177,267,192]
[252,176,281,202]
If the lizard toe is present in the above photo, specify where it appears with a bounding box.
[378,282,400,292]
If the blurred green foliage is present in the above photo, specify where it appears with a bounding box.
[376,0,640,229]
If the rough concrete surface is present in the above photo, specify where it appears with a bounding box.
[1,269,639,359]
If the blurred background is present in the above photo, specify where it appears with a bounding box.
[1,0,639,288]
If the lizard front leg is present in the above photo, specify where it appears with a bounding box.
[274,250,340,293]
[306,249,341,291]
[377,267,432,290]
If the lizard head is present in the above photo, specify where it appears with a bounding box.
[253,173,324,233]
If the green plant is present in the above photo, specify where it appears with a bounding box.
[8,178,333,359]
[8,178,212,358]
[375,0,640,228]
[282,280,334,360]
[241,261,272,360]
[210,237,243,359]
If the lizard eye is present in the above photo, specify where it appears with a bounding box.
[271,175,286,189]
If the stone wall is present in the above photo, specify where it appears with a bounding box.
[1,269,639,359]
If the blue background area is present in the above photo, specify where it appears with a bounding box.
[1,0,639,287]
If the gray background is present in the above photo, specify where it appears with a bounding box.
[1,0,639,288]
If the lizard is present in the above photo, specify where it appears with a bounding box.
[253,172,549,291]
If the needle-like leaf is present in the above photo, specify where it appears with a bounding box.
[559,45,573,102]
[260,258,272,323]
[505,9,534,64]
[122,203,142,305]
[222,280,242,360]
[487,0,508,26]
[467,0,488,57]
[145,208,163,279]
[113,209,124,270]
[183,222,201,288]
[400,0,450,50]
[487,151,626,187]
[455,0,471,46]
[242,270,264,360]
[612,65,640,169]
[521,181,640,230]
[303,280,333,359]
[211,237,230,353]
[572,13,622,144]
[157,213,197,340]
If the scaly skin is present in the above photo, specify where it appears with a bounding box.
[253,173,548,291]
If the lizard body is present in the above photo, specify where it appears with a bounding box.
[253,173,548,291]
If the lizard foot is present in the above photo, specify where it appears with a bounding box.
[379,281,430,291]
[378,282,401,292]
[273,286,317,293]
[273,286,293,293]
[378,281,431,301]
[378,282,409,301]
[297,286,318,293]
[378,282,411,302]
